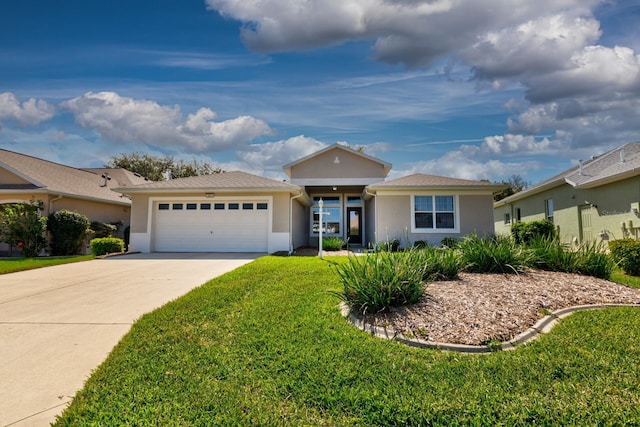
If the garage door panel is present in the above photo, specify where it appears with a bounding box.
[153,200,269,252]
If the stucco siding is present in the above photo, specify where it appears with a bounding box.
[291,197,308,249]
[375,194,410,244]
[130,194,150,233]
[0,168,32,185]
[272,193,290,233]
[290,149,387,180]
[376,193,496,247]
[0,194,129,227]
[458,195,495,235]
[364,197,376,248]
[494,176,640,243]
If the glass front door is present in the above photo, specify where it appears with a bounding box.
[346,207,362,244]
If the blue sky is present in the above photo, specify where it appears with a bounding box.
[1,0,639,184]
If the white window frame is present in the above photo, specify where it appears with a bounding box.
[411,194,460,233]
[504,213,511,225]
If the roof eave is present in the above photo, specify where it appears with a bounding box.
[574,168,640,189]
[114,186,302,195]
[368,184,507,193]
[493,178,567,207]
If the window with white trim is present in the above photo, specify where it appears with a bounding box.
[504,213,511,225]
[412,195,456,231]
[311,196,341,235]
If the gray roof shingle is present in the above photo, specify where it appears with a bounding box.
[116,171,301,193]
[368,173,506,190]
[0,149,132,205]
[496,142,640,205]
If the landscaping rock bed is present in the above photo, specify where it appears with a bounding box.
[358,270,640,345]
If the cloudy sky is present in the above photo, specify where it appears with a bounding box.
[1,0,639,183]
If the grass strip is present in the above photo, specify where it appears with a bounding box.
[0,255,94,274]
[55,256,640,425]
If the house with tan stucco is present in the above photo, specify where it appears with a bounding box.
[0,149,147,254]
[118,144,504,253]
[494,142,640,245]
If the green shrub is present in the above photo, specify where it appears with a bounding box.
[332,249,427,314]
[609,239,640,276]
[48,210,90,256]
[511,219,556,244]
[440,237,460,249]
[90,237,125,256]
[417,245,463,281]
[90,221,118,238]
[322,237,344,251]
[458,234,532,274]
[0,200,48,257]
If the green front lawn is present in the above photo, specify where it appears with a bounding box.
[611,268,640,289]
[55,256,640,425]
[0,255,94,274]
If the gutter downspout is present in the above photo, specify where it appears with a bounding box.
[48,195,63,215]
[289,192,304,254]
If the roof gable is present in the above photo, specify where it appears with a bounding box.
[283,143,392,179]
[0,149,131,205]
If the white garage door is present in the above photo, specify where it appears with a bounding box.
[153,200,269,252]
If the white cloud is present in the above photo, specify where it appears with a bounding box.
[465,14,602,81]
[395,147,542,182]
[61,91,274,152]
[0,92,55,126]
[236,135,327,177]
[206,0,602,67]
[206,0,640,158]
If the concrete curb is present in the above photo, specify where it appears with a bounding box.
[341,303,640,354]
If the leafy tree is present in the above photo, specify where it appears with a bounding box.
[494,174,530,201]
[171,159,223,179]
[0,200,48,257]
[106,153,221,181]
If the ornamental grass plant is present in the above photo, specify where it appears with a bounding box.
[332,248,427,314]
[458,234,533,274]
[417,245,464,281]
[528,236,614,279]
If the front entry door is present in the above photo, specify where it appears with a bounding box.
[346,207,362,244]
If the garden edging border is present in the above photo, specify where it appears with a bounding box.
[341,303,640,354]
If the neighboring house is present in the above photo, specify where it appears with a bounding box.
[494,142,640,244]
[118,144,504,253]
[0,149,147,254]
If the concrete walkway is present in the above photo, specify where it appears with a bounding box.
[0,253,260,427]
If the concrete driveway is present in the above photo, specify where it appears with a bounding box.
[0,253,260,427]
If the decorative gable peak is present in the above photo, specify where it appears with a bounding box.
[282,143,392,182]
